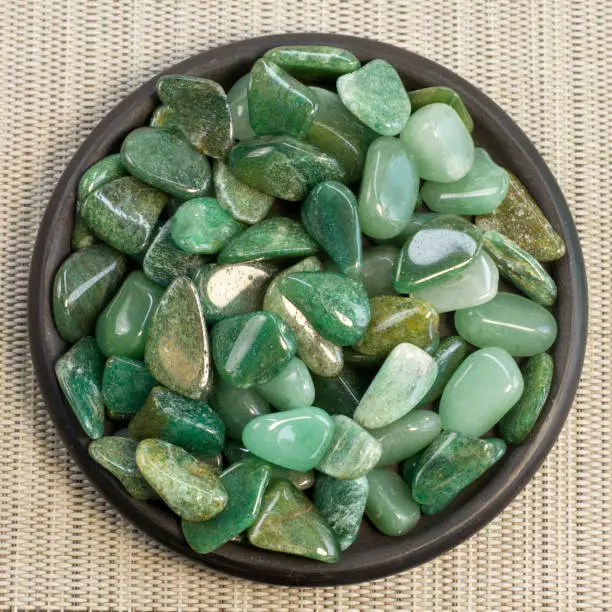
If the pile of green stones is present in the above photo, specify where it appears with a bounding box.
[53,45,565,563]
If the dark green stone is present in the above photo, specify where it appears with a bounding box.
[78,154,127,203]
[342,348,384,372]
[149,104,176,128]
[227,74,256,141]
[71,214,97,251]
[400,450,425,487]
[408,87,474,132]
[263,45,361,80]
[312,365,367,417]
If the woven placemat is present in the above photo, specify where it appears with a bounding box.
[0,0,610,610]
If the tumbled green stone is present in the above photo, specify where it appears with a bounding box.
[365,468,421,536]
[55,337,105,439]
[376,211,441,247]
[89,435,156,500]
[102,356,156,420]
[394,214,483,292]
[353,295,439,358]
[313,474,367,551]
[264,45,360,80]
[359,245,399,296]
[212,311,296,388]
[455,292,558,356]
[354,343,437,429]
[411,431,506,514]
[149,104,175,128]
[342,348,384,372]
[358,137,419,240]
[182,459,271,554]
[227,74,256,141]
[136,439,227,520]
[144,276,212,399]
[475,173,566,262]
[156,74,232,158]
[311,365,367,417]
[499,353,554,444]
[256,357,315,411]
[81,176,168,255]
[71,214,97,251]
[78,154,127,203]
[248,479,340,562]
[53,244,126,343]
[198,453,224,473]
[337,60,411,136]
[228,136,345,201]
[483,230,557,306]
[400,450,425,486]
[408,86,474,132]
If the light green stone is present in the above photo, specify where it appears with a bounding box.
[263,45,361,80]
[375,211,441,247]
[311,365,367,418]
[358,245,399,296]
[227,74,256,141]
[256,357,315,411]
[408,86,474,132]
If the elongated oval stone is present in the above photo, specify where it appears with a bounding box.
[55,337,106,439]
[227,74,256,140]
[358,137,419,240]
[354,343,437,429]
[247,479,340,563]
[455,292,558,356]
[365,468,420,536]
[312,365,367,417]
[78,154,126,203]
[408,86,474,132]
[243,407,334,471]
[359,245,399,296]
[264,45,360,80]
[136,439,227,520]
[53,244,126,343]
[256,357,315,411]
[144,276,212,399]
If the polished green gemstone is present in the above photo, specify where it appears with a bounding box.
[71,214,97,251]
[78,154,127,203]
[256,357,315,411]
[399,450,425,486]
[53,244,126,343]
[149,104,176,128]
[359,245,399,296]
[408,86,474,132]
[55,337,105,439]
[227,74,256,141]
[311,365,367,417]
[353,295,439,358]
[264,45,360,80]
[375,211,441,247]
[343,348,384,372]
[455,292,558,356]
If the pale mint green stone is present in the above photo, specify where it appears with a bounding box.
[359,245,399,296]
[354,343,437,429]
[256,357,315,411]
[439,346,524,437]
[227,74,256,141]
[400,103,475,182]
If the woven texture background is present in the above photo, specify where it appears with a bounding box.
[0,0,610,610]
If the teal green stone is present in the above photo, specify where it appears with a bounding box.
[455,292,558,356]
[226,74,256,141]
[365,468,421,536]
[136,439,227,521]
[357,136,419,240]
[213,160,274,225]
[53,244,126,343]
[408,86,474,132]
[411,431,506,514]
[256,357,315,411]
[95,271,164,359]
[81,176,168,255]
[263,45,360,80]
[243,406,335,471]
[55,337,105,439]
[71,214,97,251]
[212,311,297,388]
[317,415,381,479]
[248,59,318,138]
[102,356,156,420]
[400,103,475,182]
[440,346,524,436]
[301,180,362,278]
[311,365,367,417]
[354,343,438,429]
[400,450,425,485]
[421,149,509,214]
[483,230,557,306]
[77,154,127,203]
[371,409,442,466]
[144,277,212,400]
[88,435,156,500]
[156,74,232,158]
[337,60,411,136]
[313,474,368,551]
[182,459,271,554]
[394,214,483,293]
[499,353,554,444]
[278,271,370,346]
[359,245,399,296]
[228,136,345,201]
[375,211,441,247]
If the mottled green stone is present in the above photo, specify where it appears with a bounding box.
[247,480,340,563]
[53,244,126,343]
[353,296,439,358]
[198,453,224,473]
[475,172,566,262]
[256,357,315,411]
[149,104,175,128]
[408,86,474,132]
[55,337,105,439]
[499,353,554,444]
[71,214,97,251]
[311,365,367,417]
[78,154,126,203]
[264,45,360,80]
[227,74,256,141]
[359,245,399,296]
[337,60,411,136]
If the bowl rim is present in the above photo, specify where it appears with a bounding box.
[28,32,588,587]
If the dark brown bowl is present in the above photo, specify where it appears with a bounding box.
[28,33,588,586]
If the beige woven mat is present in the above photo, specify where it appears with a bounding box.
[0,0,610,610]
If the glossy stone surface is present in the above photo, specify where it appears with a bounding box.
[53,244,126,343]
[264,45,360,80]
[247,480,340,563]
[365,468,421,536]
[376,211,441,247]
[354,343,437,429]
[353,295,439,357]
[499,353,554,444]
[455,292,558,356]
[312,365,367,417]
[343,348,384,372]
[408,86,474,132]
[359,245,399,296]
[227,74,256,141]
[358,137,419,240]
[400,103,475,182]
[55,337,105,439]
[475,172,566,261]
[256,357,315,411]
[78,154,127,203]
[400,450,425,486]
[136,439,227,521]
[144,277,212,399]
